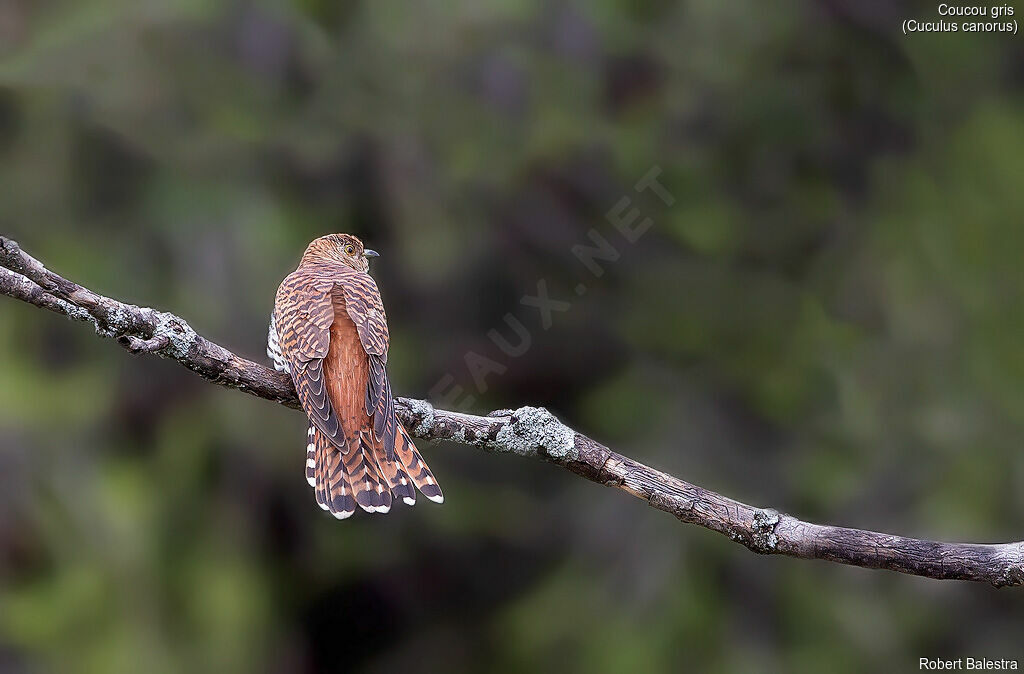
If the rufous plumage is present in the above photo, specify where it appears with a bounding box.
[268,234,442,518]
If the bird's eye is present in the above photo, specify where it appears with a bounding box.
[344,245,355,255]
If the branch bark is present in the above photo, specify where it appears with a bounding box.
[1,235,1021,588]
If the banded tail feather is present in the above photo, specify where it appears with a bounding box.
[305,425,317,488]
[393,423,443,504]
[314,439,330,512]
[345,432,392,513]
[306,425,354,519]
[370,432,417,506]
[324,439,356,520]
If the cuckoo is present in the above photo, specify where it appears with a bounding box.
[268,234,443,518]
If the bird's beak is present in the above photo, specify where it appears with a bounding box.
[363,249,380,258]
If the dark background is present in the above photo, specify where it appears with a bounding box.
[1,1,1023,672]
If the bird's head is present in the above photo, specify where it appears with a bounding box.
[300,234,379,272]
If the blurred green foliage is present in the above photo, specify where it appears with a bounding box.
[1,1,1022,673]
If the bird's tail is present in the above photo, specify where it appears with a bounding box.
[344,432,392,513]
[392,423,443,504]
[371,432,417,506]
[307,421,442,516]
[309,424,356,519]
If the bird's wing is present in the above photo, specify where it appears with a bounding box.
[274,271,345,447]
[335,268,389,358]
[334,269,397,460]
[332,267,442,503]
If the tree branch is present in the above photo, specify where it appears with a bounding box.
[1,235,1021,587]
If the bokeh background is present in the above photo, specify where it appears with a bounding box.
[1,1,1023,672]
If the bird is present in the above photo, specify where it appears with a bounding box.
[267,234,443,518]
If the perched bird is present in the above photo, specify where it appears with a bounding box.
[268,234,443,518]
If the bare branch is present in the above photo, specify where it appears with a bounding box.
[1,235,1021,587]
[0,236,299,408]
[117,334,171,354]
[0,266,97,325]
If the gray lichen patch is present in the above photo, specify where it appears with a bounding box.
[996,551,1024,588]
[997,565,1024,588]
[152,312,198,359]
[56,298,93,324]
[491,406,577,461]
[751,508,780,553]
[100,304,136,337]
[407,398,436,436]
[92,304,137,338]
[0,237,25,272]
